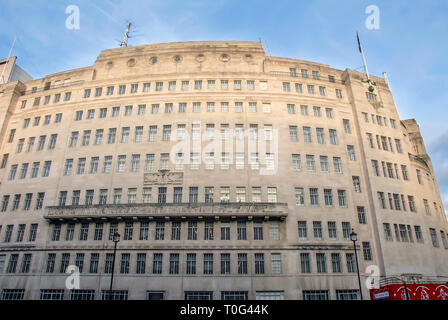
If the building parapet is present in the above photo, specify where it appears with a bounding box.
[44,202,289,222]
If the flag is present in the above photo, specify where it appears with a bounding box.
[357,32,362,53]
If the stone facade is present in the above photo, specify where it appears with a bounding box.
[0,41,446,300]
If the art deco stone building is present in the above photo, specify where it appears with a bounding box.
[0,41,446,300]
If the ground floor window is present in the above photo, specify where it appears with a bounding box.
[336,289,360,300]
[148,291,165,300]
[185,291,213,300]
[40,289,64,300]
[1,289,25,300]
[221,291,248,300]
[256,291,285,300]
[101,290,128,300]
[303,290,329,300]
[70,289,95,300]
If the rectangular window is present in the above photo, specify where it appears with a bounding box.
[316,253,327,273]
[254,253,265,274]
[357,206,367,224]
[204,221,214,240]
[204,253,214,274]
[313,221,323,239]
[300,253,311,273]
[238,253,248,274]
[362,242,372,260]
[186,253,196,274]
[169,254,179,274]
[298,221,307,239]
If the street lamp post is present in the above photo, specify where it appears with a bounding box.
[109,231,120,300]
[350,229,363,300]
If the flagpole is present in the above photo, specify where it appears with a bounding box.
[1,35,17,84]
[357,32,371,81]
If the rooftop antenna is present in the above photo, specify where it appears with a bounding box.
[120,22,132,48]
[259,38,271,56]
[1,35,17,85]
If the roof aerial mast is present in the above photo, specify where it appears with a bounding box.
[120,22,132,48]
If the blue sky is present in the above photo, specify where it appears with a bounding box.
[0,0,447,213]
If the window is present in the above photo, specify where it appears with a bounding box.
[347,145,356,161]
[301,69,308,78]
[1,196,9,212]
[221,253,231,274]
[186,253,196,274]
[120,254,130,274]
[153,254,163,274]
[331,253,342,273]
[23,193,32,210]
[357,206,367,224]
[1,289,24,300]
[269,221,280,240]
[48,134,57,149]
[298,221,307,239]
[424,199,431,215]
[300,253,311,273]
[169,254,180,274]
[319,86,326,96]
[81,130,91,146]
[204,221,214,240]
[336,89,343,99]
[118,85,126,94]
[366,92,377,101]
[187,221,198,240]
[106,86,114,96]
[328,221,337,240]
[254,253,265,274]
[362,242,372,260]
[60,253,70,273]
[267,187,277,203]
[194,80,202,90]
[254,221,263,240]
[336,290,359,300]
[35,192,45,210]
[116,155,126,173]
[221,221,230,240]
[124,105,133,116]
[123,221,134,241]
[112,106,120,117]
[120,127,130,143]
[158,188,167,204]
[86,109,95,119]
[237,253,248,274]
[320,156,329,172]
[310,188,319,205]
[383,223,393,241]
[249,102,257,113]
[316,253,327,273]
[203,253,213,274]
[303,127,312,142]
[353,176,361,192]
[307,85,315,94]
[430,228,439,247]
[313,221,323,239]
[283,82,290,92]
[271,253,282,274]
[1,154,8,169]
